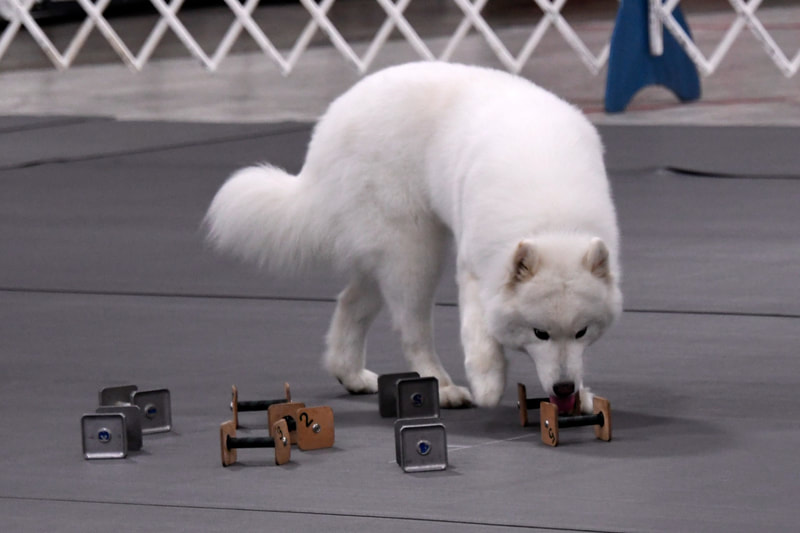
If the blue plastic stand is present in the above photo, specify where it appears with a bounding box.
[605,0,701,113]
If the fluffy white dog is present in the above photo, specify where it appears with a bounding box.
[206,62,622,412]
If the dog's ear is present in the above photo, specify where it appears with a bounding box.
[511,241,540,283]
[583,238,611,280]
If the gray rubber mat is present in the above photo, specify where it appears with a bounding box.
[1,116,798,531]
[1,117,798,315]
[1,292,797,532]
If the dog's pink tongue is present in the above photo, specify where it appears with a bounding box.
[549,394,577,415]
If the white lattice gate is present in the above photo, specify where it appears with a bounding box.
[0,0,797,77]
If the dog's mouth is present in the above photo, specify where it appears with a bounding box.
[549,393,577,415]
[550,381,578,415]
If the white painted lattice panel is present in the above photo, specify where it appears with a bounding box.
[0,0,796,78]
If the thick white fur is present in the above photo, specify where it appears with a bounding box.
[206,62,622,410]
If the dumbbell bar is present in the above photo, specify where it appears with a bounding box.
[231,383,291,428]
[220,419,291,466]
[99,385,172,434]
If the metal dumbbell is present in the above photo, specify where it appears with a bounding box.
[99,385,172,434]
[379,374,447,472]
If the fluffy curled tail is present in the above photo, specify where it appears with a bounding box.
[204,165,324,273]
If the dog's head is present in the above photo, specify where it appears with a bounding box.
[485,235,622,411]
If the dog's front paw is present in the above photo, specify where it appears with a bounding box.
[579,386,594,414]
[469,377,504,407]
[337,369,379,395]
[439,384,473,408]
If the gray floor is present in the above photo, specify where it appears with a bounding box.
[1,116,799,532]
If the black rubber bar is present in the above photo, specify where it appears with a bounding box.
[558,412,604,429]
[524,397,549,409]
[227,435,275,450]
[236,398,287,412]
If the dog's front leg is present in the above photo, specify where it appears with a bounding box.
[458,271,506,407]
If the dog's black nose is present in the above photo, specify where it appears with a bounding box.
[552,381,575,398]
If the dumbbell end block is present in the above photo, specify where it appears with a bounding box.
[378,372,420,417]
[82,413,128,459]
[517,383,528,426]
[268,402,306,444]
[394,418,447,472]
[272,419,292,465]
[231,386,239,428]
[396,377,439,419]
[131,389,172,434]
[295,406,335,451]
[98,385,139,407]
[593,396,611,442]
[220,420,238,466]
[540,401,560,447]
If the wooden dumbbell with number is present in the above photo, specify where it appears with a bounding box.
[231,383,291,428]
[539,396,611,447]
[220,419,291,466]
[517,383,611,447]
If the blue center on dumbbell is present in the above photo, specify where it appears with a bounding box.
[416,439,431,456]
[144,404,158,419]
[411,392,424,407]
[97,429,111,443]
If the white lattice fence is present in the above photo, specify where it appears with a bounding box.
[0,0,797,77]
[651,0,799,77]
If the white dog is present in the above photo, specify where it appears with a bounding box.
[206,62,622,412]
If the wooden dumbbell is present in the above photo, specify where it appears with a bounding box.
[268,404,335,451]
[220,419,291,466]
[540,396,611,447]
[517,383,611,446]
[231,383,291,428]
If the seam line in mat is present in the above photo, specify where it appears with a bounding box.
[0,286,338,305]
[0,116,111,135]
[0,124,312,171]
[2,286,799,320]
[663,166,800,181]
[0,495,620,533]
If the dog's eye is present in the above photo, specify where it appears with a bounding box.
[533,328,550,341]
[575,327,588,339]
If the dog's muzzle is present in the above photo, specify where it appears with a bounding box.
[550,381,577,415]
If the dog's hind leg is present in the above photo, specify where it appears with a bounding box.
[324,275,384,394]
